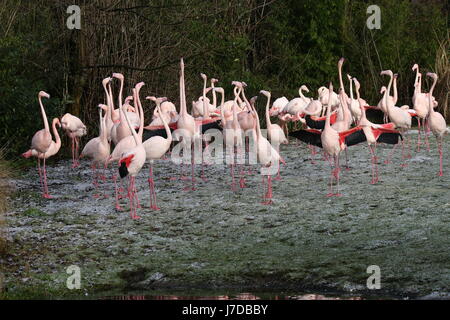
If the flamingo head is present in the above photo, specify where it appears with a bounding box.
[211,78,219,84]
[200,73,207,81]
[426,72,438,81]
[135,82,145,92]
[146,96,157,102]
[124,96,133,105]
[260,90,270,98]
[98,104,108,111]
[232,81,243,88]
[346,74,352,81]
[380,70,393,77]
[39,91,50,99]
[156,97,168,105]
[102,77,112,87]
[112,72,124,80]
[213,87,224,95]
[353,78,360,91]
[412,64,419,71]
[242,82,248,88]
[394,73,398,79]
[250,96,258,106]
[53,118,61,128]
[380,86,386,94]
[300,85,309,92]
[338,57,345,68]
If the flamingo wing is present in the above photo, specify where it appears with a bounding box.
[289,129,322,147]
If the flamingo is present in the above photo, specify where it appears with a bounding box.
[224,81,244,190]
[22,116,62,199]
[261,90,288,146]
[143,96,173,210]
[22,91,53,198]
[426,72,448,176]
[380,70,412,166]
[109,82,145,209]
[352,77,402,184]
[176,58,197,189]
[80,104,111,198]
[61,113,87,168]
[118,86,146,220]
[248,96,284,204]
[101,77,114,142]
[321,83,343,197]
[412,65,431,151]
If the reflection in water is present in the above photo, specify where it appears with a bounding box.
[102,293,362,300]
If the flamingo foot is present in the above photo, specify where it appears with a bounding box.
[261,200,273,205]
[239,177,246,188]
[43,194,52,199]
[326,193,334,197]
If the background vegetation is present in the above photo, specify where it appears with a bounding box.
[0,0,448,157]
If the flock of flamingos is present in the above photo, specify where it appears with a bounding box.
[22,58,448,219]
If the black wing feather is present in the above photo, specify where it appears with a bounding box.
[289,130,322,148]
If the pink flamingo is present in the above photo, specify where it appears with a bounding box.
[176,58,198,189]
[412,64,430,151]
[143,96,172,210]
[118,87,146,220]
[109,82,145,209]
[248,96,284,204]
[61,112,87,168]
[22,91,54,198]
[426,72,448,176]
[321,83,344,197]
[80,104,111,198]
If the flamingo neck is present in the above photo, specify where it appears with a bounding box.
[39,96,50,132]
[265,95,271,126]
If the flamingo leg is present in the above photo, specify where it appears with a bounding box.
[308,145,316,164]
[369,145,379,184]
[42,157,51,199]
[417,118,422,152]
[326,154,334,197]
[148,163,160,210]
[424,118,430,152]
[91,163,100,198]
[334,155,342,196]
[438,138,443,177]
[37,158,44,195]
[113,174,122,210]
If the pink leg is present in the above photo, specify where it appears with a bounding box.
[417,118,422,152]
[334,155,342,196]
[230,163,236,191]
[42,157,51,199]
[262,175,273,205]
[37,158,44,194]
[148,163,160,210]
[424,119,430,152]
[438,139,443,177]
[384,143,399,164]
[113,175,122,210]
[309,145,316,164]
[369,145,379,184]
[326,155,334,197]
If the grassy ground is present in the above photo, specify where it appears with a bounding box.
[1,131,449,299]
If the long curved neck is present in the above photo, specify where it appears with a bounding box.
[158,102,172,141]
[384,74,393,115]
[219,91,226,124]
[98,108,104,138]
[135,89,144,139]
[338,64,345,92]
[108,83,116,121]
[123,103,140,145]
[418,75,422,94]
[211,81,217,108]
[355,85,367,121]
[428,77,437,116]
[202,78,209,119]
[253,103,262,138]
[265,94,271,126]
[414,66,419,87]
[232,89,240,126]
[240,87,251,112]
[349,79,354,100]
[39,96,50,132]
[325,91,332,129]
[180,63,188,117]
[393,76,398,104]
[52,120,61,147]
